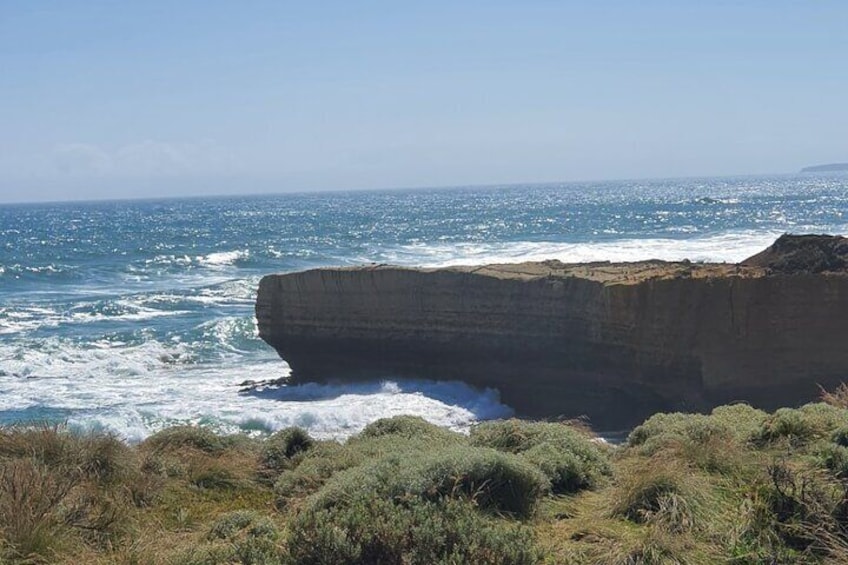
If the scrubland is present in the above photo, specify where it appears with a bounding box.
[3,386,848,564]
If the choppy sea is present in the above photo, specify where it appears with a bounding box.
[1,175,846,441]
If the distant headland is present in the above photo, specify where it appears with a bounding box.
[800,163,848,173]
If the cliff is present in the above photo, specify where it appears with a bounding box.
[256,234,848,428]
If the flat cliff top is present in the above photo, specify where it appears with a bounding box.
[337,260,756,285]
[318,234,848,285]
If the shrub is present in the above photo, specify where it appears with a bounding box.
[357,415,463,443]
[76,432,134,483]
[0,424,75,467]
[0,458,76,561]
[400,446,549,517]
[629,405,768,454]
[62,485,134,548]
[471,419,610,493]
[819,445,848,479]
[142,425,231,455]
[261,427,313,474]
[521,443,598,494]
[208,510,259,540]
[756,404,848,446]
[311,446,549,518]
[607,459,711,534]
[832,426,848,448]
[274,442,362,509]
[734,461,847,557]
[199,510,282,564]
[821,382,848,409]
[710,403,769,442]
[286,495,541,565]
[189,460,241,490]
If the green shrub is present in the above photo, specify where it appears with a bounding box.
[274,442,362,509]
[629,405,768,452]
[521,443,597,494]
[260,427,314,474]
[311,446,549,518]
[608,460,711,534]
[743,462,845,556]
[471,419,610,494]
[756,404,848,446]
[627,412,699,447]
[208,510,259,540]
[189,461,241,490]
[357,415,463,443]
[286,495,541,565]
[819,445,848,479]
[710,403,769,442]
[832,426,848,448]
[202,510,282,564]
[143,425,232,455]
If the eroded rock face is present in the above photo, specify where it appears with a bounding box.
[742,233,848,274]
[256,235,848,428]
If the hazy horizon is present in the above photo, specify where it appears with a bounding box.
[2,1,846,203]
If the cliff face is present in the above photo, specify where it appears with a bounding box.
[256,235,848,428]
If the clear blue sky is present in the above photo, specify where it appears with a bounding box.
[1,1,846,202]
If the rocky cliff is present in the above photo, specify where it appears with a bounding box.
[256,235,848,428]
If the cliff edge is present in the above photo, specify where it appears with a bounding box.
[256,234,848,428]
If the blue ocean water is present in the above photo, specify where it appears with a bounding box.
[1,175,846,440]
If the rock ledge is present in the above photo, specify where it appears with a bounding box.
[256,235,848,428]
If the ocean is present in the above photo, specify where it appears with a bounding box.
[1,174,846,441]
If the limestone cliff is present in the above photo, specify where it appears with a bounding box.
[256,235,848,428]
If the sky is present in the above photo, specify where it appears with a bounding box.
[1,1,847,203]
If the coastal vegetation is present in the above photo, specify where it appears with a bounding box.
[2,389,848,563]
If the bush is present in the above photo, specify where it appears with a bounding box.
[260,427,314,475]
[607,459,711,534]
[274,442,362,509]
[821,382,848,409]
[521,443,597,494]
[709,403,769,442]
[756,404,848,446]
[629,405,769,452]
[311,446,549,518]
[0,458,76,561]
[189,460,241,490]
[208,510,259,540]
[357,415,463,443]
[286,495,541,565]
[471,419,610,494]
[0,424,72,466]
[76,432,134,483]
[142,425,232,455]
[736,462,846,557]
[832,426,848,448]
[819,444,848,479]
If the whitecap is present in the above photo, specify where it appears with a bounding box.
[197,250,250,268]
[369,230,789,267]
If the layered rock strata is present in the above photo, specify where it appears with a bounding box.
[256,235,848,428]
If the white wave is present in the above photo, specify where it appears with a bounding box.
[371,230,789,268]
[0,306,61,335]
[0,335,512,441]
[140,249,249,270]
[68,305,189,325]
[197,250,250,268]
